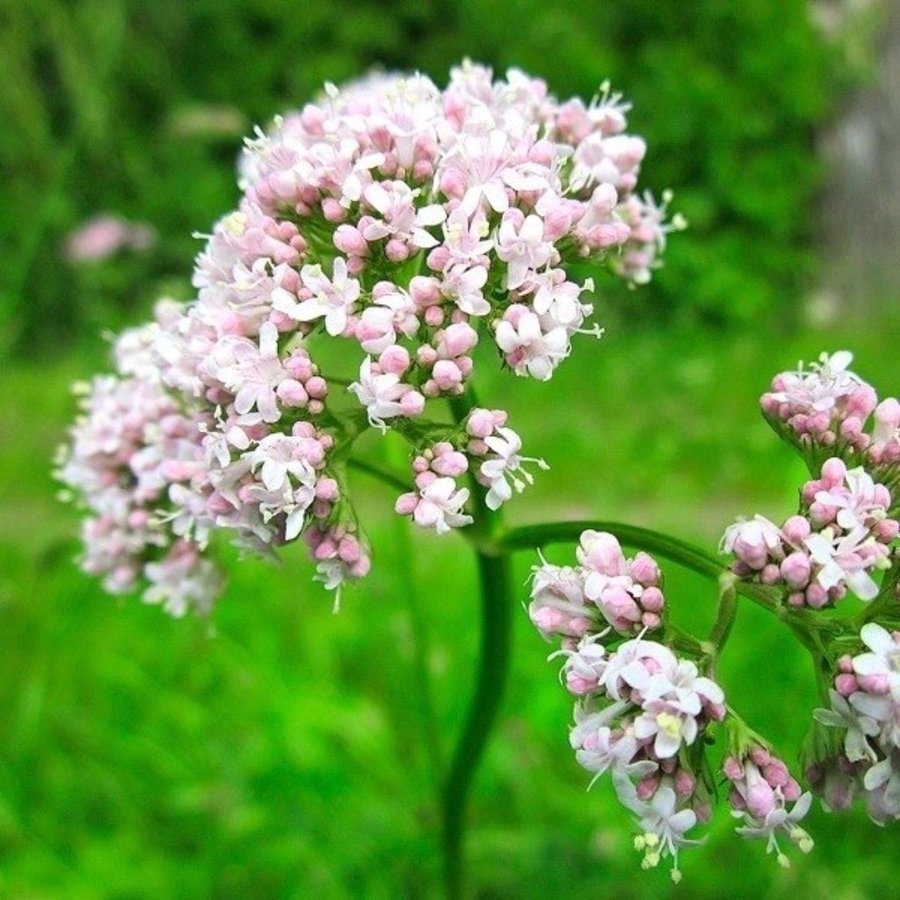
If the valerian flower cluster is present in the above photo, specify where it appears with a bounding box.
[529,533,812,880]
[56,63,676,615]
[529,352,899,880]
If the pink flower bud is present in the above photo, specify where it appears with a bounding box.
[431,450,468,478]
[599,585,639,629]
[640,586,664,613]
[630,552,660,586]
[277,379,309,407]
[746,777,777,820]
[379,345,411,375]
[749,746,771,766]
[782,515,812,544]
[805,583,829,608]
[432,360,463,391]
[399,390,425,417]
[780,552,811,589]
[321,198,346,223]
[636,773,660,801]
[821,457,847,486]
[835,673,858,697]
[762,759,790,788]
[674,769,696,796]
[333,224,368,256]
[315,478,340,501]
[410,275,442,307]
[416,345,438,366]
[426,246,450,270]
[579,531,625,576]
[466,408,496,439]
[385,239,409,262]
[338,536,361,562]
[305,376,328,400]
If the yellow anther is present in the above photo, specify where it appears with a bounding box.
[657,712,682,741]
[223,212,247,235]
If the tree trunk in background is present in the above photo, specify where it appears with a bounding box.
[818,0,900,309]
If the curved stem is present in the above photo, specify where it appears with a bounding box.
[441,382,515,899]
[441,545,513,899]
[346,456,410,494]
[500,519,803,623]
[707,574,738,655]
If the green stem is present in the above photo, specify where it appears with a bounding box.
[441,382,515,899]
[390,491,444,795]
[500,520,804,624]
[441,544,512,900]
[707,574,738,656]
[346,456,410,494]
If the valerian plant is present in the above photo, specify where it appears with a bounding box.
[56,64,898,894]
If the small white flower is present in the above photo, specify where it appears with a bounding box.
[814,689,879,763]
[495,312,570,381]
[274,258,361,336]
[479,426,549,510]
[413,477,473,535]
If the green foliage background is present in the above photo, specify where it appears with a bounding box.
[1,1,897,898]
[1,0,840,359]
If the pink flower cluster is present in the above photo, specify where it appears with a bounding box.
[529,530,666,637]
[530,534,729,880]
[394,408,550,534]
[812,623,900,824]
[55,330,218,614]
[564,634,724,881]
[722,458,897,606]
[723,747,813,866]
[761,351,900,487]
[58,65,672,614]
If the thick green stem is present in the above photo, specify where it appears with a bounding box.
[440,384,516,899]
[388,480,444,796]
[441,545,513,900]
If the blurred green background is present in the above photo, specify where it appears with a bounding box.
[1,0,899,897]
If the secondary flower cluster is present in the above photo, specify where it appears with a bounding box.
[723,747,813,867]
[58,64,672,614]
[529,531,814,880]
[812,623,900,824]
[761,351,900,492]
[723,352,900,608]
[721,458,898,606]
[528,530,667,637]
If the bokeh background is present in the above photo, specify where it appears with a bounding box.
[2,1,899,897]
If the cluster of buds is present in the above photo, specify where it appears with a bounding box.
[529,530,826,879]
[761,351,900,491]
[57,64,673,614]
[811,623,900,824]
[723,746,813,867]
[529,530,666,637]
[721,458,898,607]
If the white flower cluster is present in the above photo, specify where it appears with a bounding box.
[529,532,735,881]
[813,623,900,823]
[58,64,673,614]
